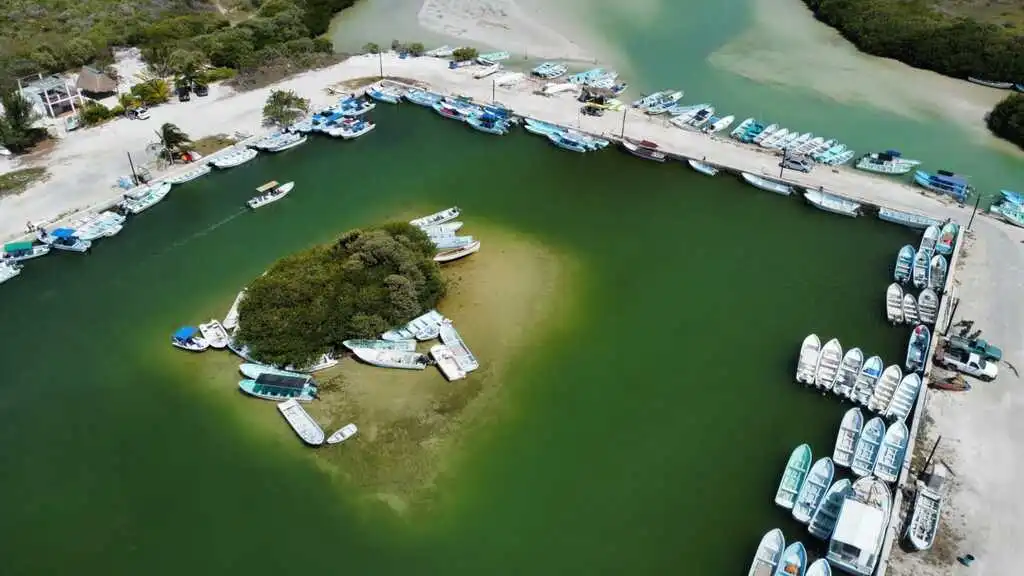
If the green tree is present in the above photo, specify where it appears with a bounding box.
[452,47,478,62]
[131,78,172,106]
[141,44,173,76]
[262,89,309,127]
[407,42,425,57]
[362,42,381,54]
[80,101,113,126]
[0,91,45,153]
[155,122,192,159]
[987,94,1024,151]
[168,49,206,82]
[118,92,140,111]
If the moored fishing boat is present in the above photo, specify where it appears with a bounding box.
[968,77,1014,89]
[868,365,902,413]
[806,559,832,576]
[547,132,589,153]
[878,208,942,230]
[0,261,21,284]
[276,398,324,446]
[914,170,971,202]
[935,221,958,255]
[430,344,466,381]
[622,140,666,162]
[121,181,173,215]
[687,158,719,176]
[327,423,358,445]
[171,326,208,351]
[795,136,825,155]
[166,164,212,185]
[760,128,791,148]
[775,444,812,509]
[873,420,909,483]
[381,310,445,341]
[70,211,125,241]
[439,320,479,372]
[814,338,843,391]
[747,528,784,576]
[833,408,863,469]
[420,221,464,235]
[917,288,938,325]
[752,124,779,144]
[222,289,246,330]
[38,228,91,252]
[901,293,919,325]
[343,339,417,352]
[851,356,883,406]
[905,463,947,550]
[350,347,430,370]
[339,97,375,117]
[263,132,307,152]
[774,542,806,576]
[911,249,930,289]
[885,373,922,422]
[803,189,861,217]
[885,283,904,324]
[247,181,294,209]
[288,353,338,373]
[411,207,460,228]
[809,478,853,540]
[198,319,230,349]
[741,173,793,196]
[210,147,258,169]
[704,115,735,133]
[366,84,402,104]
[435,240,481,263]
[795,334,821,385]
[893,245,915,283]
[850,416,885,476]
[327,118,375,139]
[793,457,835,523]
[832,347,864,398]
[905,325,931,374]
[731,117,755,138]
[827,477,891,575]
[854,151,921,175]
[405,89,443,107]
[919,224,940,256]
[643,90,684,114]
[239,369,318,402]
[2,241,50,262]
[929,254,948,292]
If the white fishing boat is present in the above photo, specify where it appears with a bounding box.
[833,347,864,398]
[705,115,735,133]
[287,352,339,373]
[775,444,812,509]
[804,189,861,217]
[808,478,853,540]
[247,181,294,209]
[901,293,919,325]
[760,128,791,148]
[473,62,501,78]
[752,124,779,144]
[432,235,476,250]
[223,289,246,330]
[425,45,454,57]
[541,82,578,95]
[786,132,814,151]
[493,72,524,87]
[873,421,909,483]
[687,158,719,176]
[198,319,230,349]
[795,334,821,384]
[747,528,784,576]
[868,364,903,414]
[917,288,938,325]
[430,344,466,381]
[806,559,832,576]
[809,138,836,156]
[911,248,930,288]
[435,240,481,263]
[885,283,904,324]
[166,164,212,185]
[121,181,172,214]
[851,356,883,406]
[885,373,922,422]
[850,416,885,477]
[814,338,843,391]
[350,347,429,370]
[327,120,375,139]
[0,261,21,285]
[906,463,947,551]
[210,147,258,169]
[411,207,461,228]
[833,408,863,468]
[381,310,445,341]
[171,326,209,352]
[740,172,793,196]
[439,320,479,372]
[730,118,755,139]
[277,398,325,446]
[919,224,940,257]
[264,133,307,152]
[793,457,835,524]
[327,423,358,445]
[795,136,825,155]
[37,228,91,252]
[827,477,891,576]
[929,254,948,292]
[420,221,464,235]
[2,241,50,262]
[343,339,417,352]
[71,211,125,241]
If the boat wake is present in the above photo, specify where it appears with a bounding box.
[154,209,248,255]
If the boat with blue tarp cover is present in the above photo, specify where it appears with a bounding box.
[38,228,91,252]
[171,326,209,352]
[914,170,971,202]
[338,96,375,117]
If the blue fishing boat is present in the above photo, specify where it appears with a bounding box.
[467,114,509,135]
[775,443,812,509]
[523,118,562,137]
[877,207,943,230]
[339,97,376,117]
[366,86,401,104]
[38,228,91,253]
[730,118,755,139]
[1001,189,1024,205]
[531,62,567,79]
[906,324,931,374]
[914,170,971,202]
[566,68,605,85]
[873,421,909,483]
[404,89,442,107]
[773,542,807,576]
[894,245,915,283]
[546,132,588,153]
[171,326,208,352]
[477,51,510,64]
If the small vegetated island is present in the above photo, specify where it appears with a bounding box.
[800,0,1024,149]
[234,223,445,367]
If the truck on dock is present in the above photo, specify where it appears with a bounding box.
[945,335,1002,362]
[935,347,999,381]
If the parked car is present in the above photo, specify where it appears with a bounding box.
[126,106,150,120]
[780,155,813,173]
[193,82,209,97]
[177,86,191,102]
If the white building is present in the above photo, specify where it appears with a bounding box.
[17,73,84,120]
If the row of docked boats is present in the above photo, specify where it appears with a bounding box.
[409,207,482,263]
[747,530,832,576]
[290,95,377,138]
[565,68,627,94]
[795,334,925,420]
[730,119,854,165]
[892,223,954,291]
[885,283,939,326]
[832,409,909,482]
[521,117,610,153]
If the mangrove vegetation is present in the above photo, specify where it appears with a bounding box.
[987,94,1024,150]
[235,223,446,367]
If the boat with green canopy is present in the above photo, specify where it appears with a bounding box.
[3,241,50,262]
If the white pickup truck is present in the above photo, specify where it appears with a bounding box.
[937,349,998,381]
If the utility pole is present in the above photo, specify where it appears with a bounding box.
[126,152,139,184]
[492,79,495,103]
[378,51,383,79]
[620,107,627,139]
[967,192,982,230]
[921,436,942,475]
[778,148,787,178]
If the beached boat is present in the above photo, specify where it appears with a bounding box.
[430,344,466,381]
[905,463,947,550]
[198,319,230,349]
[288,353,338,373]
[795,334,822,385]
[166,164,212,185]
[833,347,864,398]
[752,124,779,144]
[276,399,324,446]
[833,408,863,468]
[814,338,843,391]
[424,45,453,57]
[439,320,479,372]
[741,173,793,196]
[827,477,891,576]
[855,151,921,175]
[775,443,812,509]
[804,189,861,217]
[472,62,501,78]
[850,417,885,477]
[435,240,481,263]
[878,208,942,230]
[411,207,460,228]
[350,347,429,370]
[774,542,806,576]
[531,62,567,79]
[794,457,835,523]
[929,255,948,293]
[38,228,91,252]
[809,479,853,540]
[885,373,922,422]
[493,72,524,87]
[247,181,294,209]
[420,221,464,236]
[72,211,125,241]
[906,325,931,374]
[622,140,666,162]
[327,423,358,445]
[0,261,21,284]
[747,528,784,576]
[222,289,246,330]
[342,339,416,352]
[968,77,1013,89]
[911,248,930,289]
[868,365,902,414]
[210,147,258,169]
[239,370,318,402]
[917,288,938,325]
[850,356,883,406]
[2,241,50,263]
[121,181,172,215]
[806,559,832,576]
[328,119,375,139]
[901,293,919,326]
[687,158,719,176]
[893,245,915,283]
[873,421,909,483]
[381,310,445,342]
[239,362,308,381]
[885,283,904,324]
[935,221,958,255]
[171,326,208,352]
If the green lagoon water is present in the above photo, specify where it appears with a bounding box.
[4,0,1022,572]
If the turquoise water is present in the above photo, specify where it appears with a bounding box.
[0,102,917,573]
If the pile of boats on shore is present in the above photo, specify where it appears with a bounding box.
[411,206,482,263]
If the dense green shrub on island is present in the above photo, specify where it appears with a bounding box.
[987,94,1024,150]
[235,224,446,367]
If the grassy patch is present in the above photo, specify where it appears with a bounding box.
[0,167,48,198]
[191,134,237,156]
[932,0,1024,30]
[331,76,429,92]
[228,54,345,92]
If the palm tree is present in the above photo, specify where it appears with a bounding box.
[155,123,192,162]
[262,90,310,128]
[117,92,138,112]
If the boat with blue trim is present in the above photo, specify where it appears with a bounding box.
[913,170,971,202]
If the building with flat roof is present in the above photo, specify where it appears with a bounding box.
[17,73,84,119]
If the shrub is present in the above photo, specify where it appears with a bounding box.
[80,101,113,126]
[452,47,478,62]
